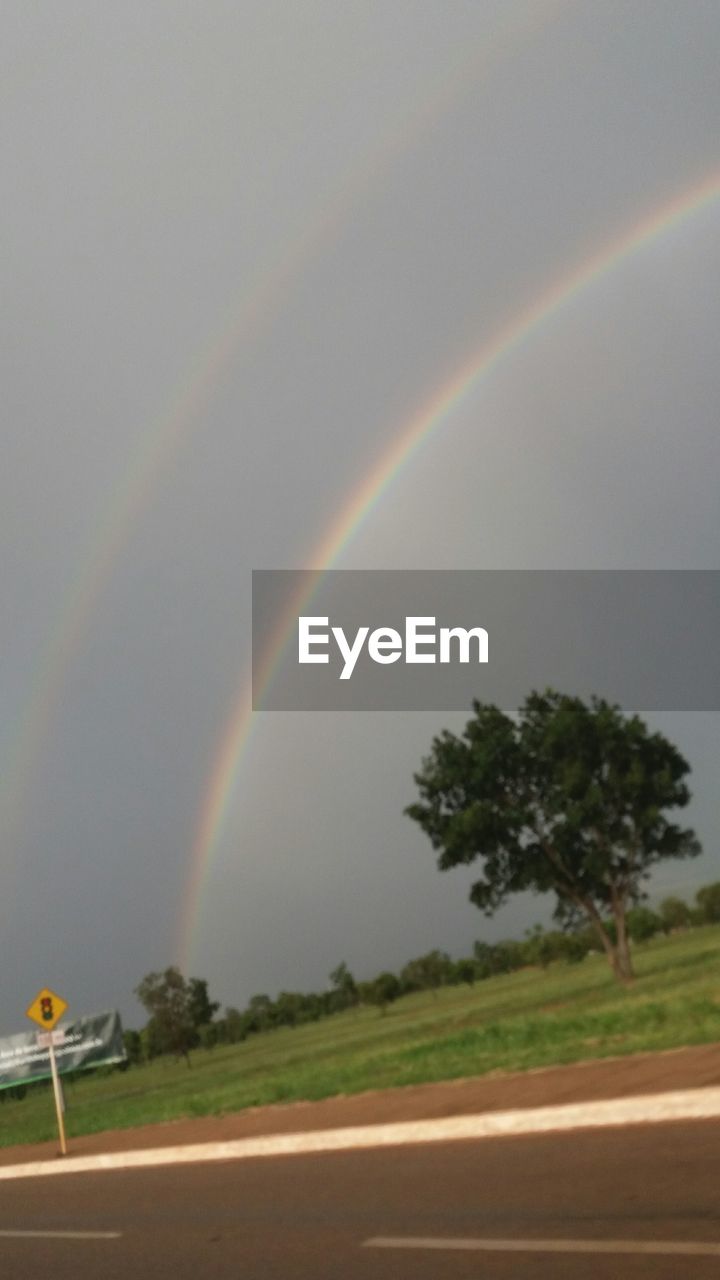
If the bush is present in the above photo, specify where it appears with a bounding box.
[361,972,401,1012]
[473,939,526,978]
[696,883,720,924]
[122,1029,143,1066]
[658,896,692,932]
[400,950,454,993]
[452,958,477,986]
[198,1023,219,1050]
[625,907,663,943]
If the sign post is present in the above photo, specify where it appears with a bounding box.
[26,988,69,1156]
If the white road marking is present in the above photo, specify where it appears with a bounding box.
[1,1085,720,1180]
[0,1229,121,1240]
[365,1236,720,1257]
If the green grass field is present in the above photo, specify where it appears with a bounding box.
[2,926,720,1149]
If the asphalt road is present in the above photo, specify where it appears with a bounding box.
[1,1120,719,1279]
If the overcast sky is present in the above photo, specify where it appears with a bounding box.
[2,1,719,1033]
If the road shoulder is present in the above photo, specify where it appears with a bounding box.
[2,1041,719,1170]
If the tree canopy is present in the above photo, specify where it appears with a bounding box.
[134,966,211,1063]
[695,882,720,924]
[406,690,700,982]
[188,977,220,1029]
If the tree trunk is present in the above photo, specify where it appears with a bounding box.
[585,907,634,984]
[587,914,619,973]
[612,905,634,983]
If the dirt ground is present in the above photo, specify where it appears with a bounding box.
[2,1042,719,1166]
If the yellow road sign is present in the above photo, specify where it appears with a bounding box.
[26,987,68,1031]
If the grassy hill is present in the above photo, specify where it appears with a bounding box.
[2,925,720,1149]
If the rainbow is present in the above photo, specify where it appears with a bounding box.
[1,3,562,898]
[178,171,720,970]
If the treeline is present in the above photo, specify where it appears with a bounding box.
[124,881,720,1066]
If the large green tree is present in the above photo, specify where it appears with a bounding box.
[188,977,220,1030]
[329,961,359,1011]
[135,967,204,1063]
[406,691,700,982]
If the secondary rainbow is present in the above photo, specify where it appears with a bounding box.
[178,170,720,970]
[0,2,560,902]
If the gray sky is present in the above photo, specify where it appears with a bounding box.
[1,1,719,1033]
